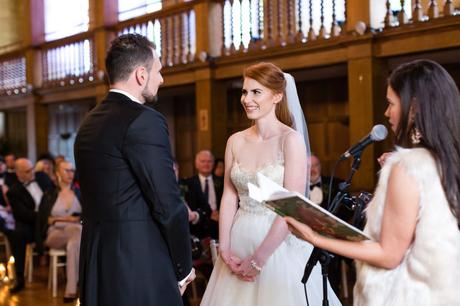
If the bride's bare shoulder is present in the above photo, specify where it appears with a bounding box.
[228,128,253,143]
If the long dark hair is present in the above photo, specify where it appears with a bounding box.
[388,59,460,227]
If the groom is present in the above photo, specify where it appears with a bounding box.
[75,34,194,306]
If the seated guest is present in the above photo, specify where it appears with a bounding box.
[35,158,57,186]
[4,154,18,187]
[7,158,54,293]
[309,154,341,208]
[184,150,223,240]
[213,158,225,178]
[37,160,81,303]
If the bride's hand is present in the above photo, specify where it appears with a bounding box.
[285,217,318,244]
[235,256,263,282]
[220,249,242,273]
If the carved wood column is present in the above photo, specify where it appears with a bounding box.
[347,42,389,191]
[194,68,227,157]
[90,0,117,104]
[24,0,45,161]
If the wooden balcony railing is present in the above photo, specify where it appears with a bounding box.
[41,32,97,89]
[220,0,347,56]
[0,56,28,96]
[382,0,460,28]
[115,1,197,67]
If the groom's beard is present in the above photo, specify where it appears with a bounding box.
[141,72,158,105]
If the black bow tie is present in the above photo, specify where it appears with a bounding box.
[23,180,35,187]
[309,182,321,191]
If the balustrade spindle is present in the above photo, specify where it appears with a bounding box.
[173,15,180,65]
[239,0,245,52]
[222,0,228,55]
[398,0,408,25]
[180,14,187,63]
[248,0,257,50]
[286,0,295,44]
[295,0,305,43]
[307,0,316,41]
[266,0,275,47]
[79,41,85,81]
[229,0,237,54]
[42,51,48,84]
[444,0,454,16]
[384,0,392,27]
[160,19,167,66]
[330,0,341,37]
[187,11,195,62]
[257,0,264,49]
[412,0,423,22]
[319,0,327,38]
[168,18,174,66]
[428,0,439,19]
[276,0,285,46]
[343,0,347,31]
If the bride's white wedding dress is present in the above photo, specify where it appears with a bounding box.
[200,153,341,306]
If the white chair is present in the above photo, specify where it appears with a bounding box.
[210,239,219,265]
[48,248,67,297]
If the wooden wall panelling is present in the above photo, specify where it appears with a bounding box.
[347,53,388,192]
[173,93,196,178]
[299,77,349,181]
[225,82,251,138]
[5,108,27,156]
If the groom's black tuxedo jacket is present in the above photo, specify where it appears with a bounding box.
[74,92,192,306]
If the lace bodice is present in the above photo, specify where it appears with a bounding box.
[230,158,284,214]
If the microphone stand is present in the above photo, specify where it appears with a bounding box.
[302,152,363,306]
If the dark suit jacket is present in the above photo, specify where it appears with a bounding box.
[7,172,54,232]
[316,176,340,208]
[184,174,223,239]
[4,171,18,188]
[74,92,192,306]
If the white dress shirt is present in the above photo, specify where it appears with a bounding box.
[198,174,217,211]
[26,181,43,212]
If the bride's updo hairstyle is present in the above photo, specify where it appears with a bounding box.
[244,62,293,127]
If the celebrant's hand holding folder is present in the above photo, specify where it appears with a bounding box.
[248,173,371,242]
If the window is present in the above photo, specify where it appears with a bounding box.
[44,0,89,41]
[118,0,162,21]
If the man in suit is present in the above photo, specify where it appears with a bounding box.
[7,158,54,293]
[185,150,223,240]
[4,154,18,187]
[309,154,341,208]
[74,34,194,306]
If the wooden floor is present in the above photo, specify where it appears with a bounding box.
[0,265,79,306]
[0,264,353,306]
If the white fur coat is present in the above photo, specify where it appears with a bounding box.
[353,148,460,306]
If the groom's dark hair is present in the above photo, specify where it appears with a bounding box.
[105,34,156,84]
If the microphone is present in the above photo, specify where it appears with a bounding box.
[340,124,388,160]
[301,248,321,284]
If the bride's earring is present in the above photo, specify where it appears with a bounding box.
[410,126,422,145]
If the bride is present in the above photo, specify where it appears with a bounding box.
[200,62,341,306]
